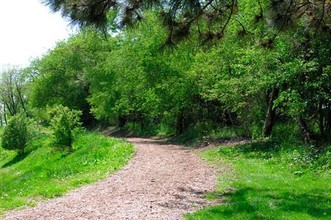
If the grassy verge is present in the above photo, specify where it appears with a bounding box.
[0,130,134,215]
[186,141,331,220]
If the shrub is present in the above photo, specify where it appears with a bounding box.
[48,105,82,151]
[1,114,29,154]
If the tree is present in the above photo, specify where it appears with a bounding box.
[87,13,166,128]
[1,114,29,154]
[29,31,109,125]
[0,67,29,118]
[39,0,330,143]
[48,105,82,151]
[273,31,331,143]
[87,13,201,134]
[43,0,330,45]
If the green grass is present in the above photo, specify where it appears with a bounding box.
[186,141,331,220]
[0,130,134,215]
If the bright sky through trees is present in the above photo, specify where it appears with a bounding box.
[0,0,74,68]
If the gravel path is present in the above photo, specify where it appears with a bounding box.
[4,138,217,220]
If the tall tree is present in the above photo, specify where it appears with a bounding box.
[30,30,109,125]
[43,0,330,44]
[0,67,28,118]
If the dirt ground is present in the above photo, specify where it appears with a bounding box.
[4,138,217,220]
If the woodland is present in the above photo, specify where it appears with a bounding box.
[1,0,330,144]
[0,0,330,218]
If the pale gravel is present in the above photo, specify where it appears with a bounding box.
[4,138,217,220]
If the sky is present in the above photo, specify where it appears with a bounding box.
[0,0,75,69]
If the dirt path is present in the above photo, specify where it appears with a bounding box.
[4,138,217,220]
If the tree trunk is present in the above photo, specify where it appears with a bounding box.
[4,104,7,125]
[9,92,17,115]
[327,109,331,134]
[118,116,127,128]
[263,87,279,137]
[318,101,325,138]
[140,119,145,132]
[16,83,28,116]
[297,115,313,144]
[176,109,184,136]
[5,102,14,116]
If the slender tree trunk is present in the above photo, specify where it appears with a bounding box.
[318,101,325,138]
[176,109,184,136]
[297,115,313,144]
[140,119,145,132]
[4,104,7,125]
[327,107,331,134]
[263,87,279,137]
[9,92,17,115]
[5,102,14,117]
[16,83,28,116]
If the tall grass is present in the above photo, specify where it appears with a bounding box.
[0,130,134,214]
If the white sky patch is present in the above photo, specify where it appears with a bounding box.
[0,0,75,68]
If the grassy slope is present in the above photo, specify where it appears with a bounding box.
[0,131,134,214]
[186,141,331,220]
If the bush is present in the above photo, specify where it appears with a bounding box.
[1,114,29,154]
[48,105,82,151]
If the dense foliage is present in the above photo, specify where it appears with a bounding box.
[1,114,29,154]
[21,0,331,146]
[0,0,329,148]
[0,0,330,217]
[44,0,330,47]
[48,105,82,151]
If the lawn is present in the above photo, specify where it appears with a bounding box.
[186,141,331,220]
[0,130,134,214]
